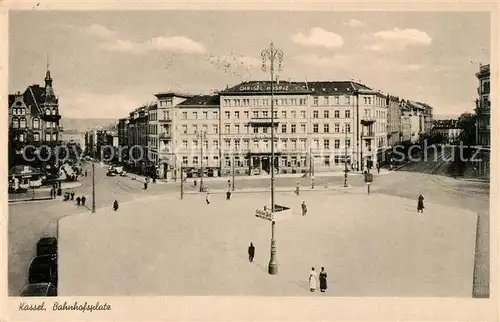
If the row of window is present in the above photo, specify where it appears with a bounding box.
[222,98,308,107]
[181,111,218,120]
[15,133,57,142]
[181,155,352,167]
[179,138,355,150]
[178,122,353,135]
[11,118,57,129]
[14,108,59,116]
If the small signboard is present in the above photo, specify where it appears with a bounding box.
[255,208,273,221]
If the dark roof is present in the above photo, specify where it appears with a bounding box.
[292,81,372,94]
[154,92,193,99]
[220,81,312,95]
[8,94,15,108]
[177,95,220,107]
[23,85,45,114]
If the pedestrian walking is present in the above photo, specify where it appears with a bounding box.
[301,201,307,216]
[81,196,86,206]
[417,194,425,213]
[309,267,318,292]
[113,200,119,211]
[319,267,328,292]
[144,182,148,190]
[377,163,380,174]
[248,242,255,262]
[85,170,87,177]
[205,192,210,205]
[76,196,81,206]
[295,182,300,196]
[70,191,75,200]
[226,190,231,201]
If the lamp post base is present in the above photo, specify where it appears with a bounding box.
[268,238,278,275]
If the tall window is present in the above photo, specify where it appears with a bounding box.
[324,110,329,118]
[334,139,340,149]
[345,96,350,105]
[324,124,330,133]
[182,112,187,119]
[33,133,40,141]
[235,111,240,119]
[324,139,330,149]
[212,124,218,134]
[235,124,240,133]
[313,97,318,105]
[45,109,50,115]
[203,111,208,119]
[301,110,306,118]
[291,124,296,133]
[300,123,306,133]
[281,111,287,119]
[334,110,340,118]
[225,111,230,119]
[213,111,218,120]
[193,112,198,119]
[324,97,329,105]
[313,124,319,133]
[213,140,219,149]
[12,118,19,128]
[291,111,296,118]
[225,124,230,133]
[20,118,27,128]
[313,111,319,118]
[244,111,249,118]
[335,123,340,133]
[281,124,287,133]
[345,110,351,118]
[182,125,188,134]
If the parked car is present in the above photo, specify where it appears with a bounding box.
[36,237,57,257]
[20,282,57,297]
[28,254,58,287]
[106,170,117,177]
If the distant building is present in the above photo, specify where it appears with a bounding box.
[431,119,462,144]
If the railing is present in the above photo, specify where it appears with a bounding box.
[158,118,172,122]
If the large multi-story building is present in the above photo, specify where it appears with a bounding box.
[8,68,63,167]
[475,64,490,146]
[475,64,490,178]
[126,105,150,173]
[149,93,193,179]
[386,95,402,148]
[118,79,442,178]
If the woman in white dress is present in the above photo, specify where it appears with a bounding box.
[309,267,318,292]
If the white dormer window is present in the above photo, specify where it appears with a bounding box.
[45,109,50,115]
[51,109,56,115]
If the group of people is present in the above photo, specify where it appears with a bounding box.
[309,267,328,293]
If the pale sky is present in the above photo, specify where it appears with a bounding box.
[9,11,490,119]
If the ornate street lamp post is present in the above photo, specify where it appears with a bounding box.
[261,41,283,275]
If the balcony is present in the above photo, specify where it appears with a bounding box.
[360,117,375,126]
[362,131,375,139]
[158,118,172,123]
[158,132,172,139]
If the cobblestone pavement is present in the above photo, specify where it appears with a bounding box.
[58,190,477,297]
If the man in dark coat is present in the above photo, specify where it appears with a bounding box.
[301,201,307,216]
[76,196,81,206]
[113,200,119,211]
[81,195,86,206]
[248,242,255,262]
[226,190,231,201]
[417,194,425,213]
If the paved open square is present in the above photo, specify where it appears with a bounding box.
[58,189,478,297]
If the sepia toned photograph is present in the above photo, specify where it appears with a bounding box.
[5,6,493,307]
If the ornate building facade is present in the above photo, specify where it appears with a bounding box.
[8,68,62,167]
[475,64,490,178]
